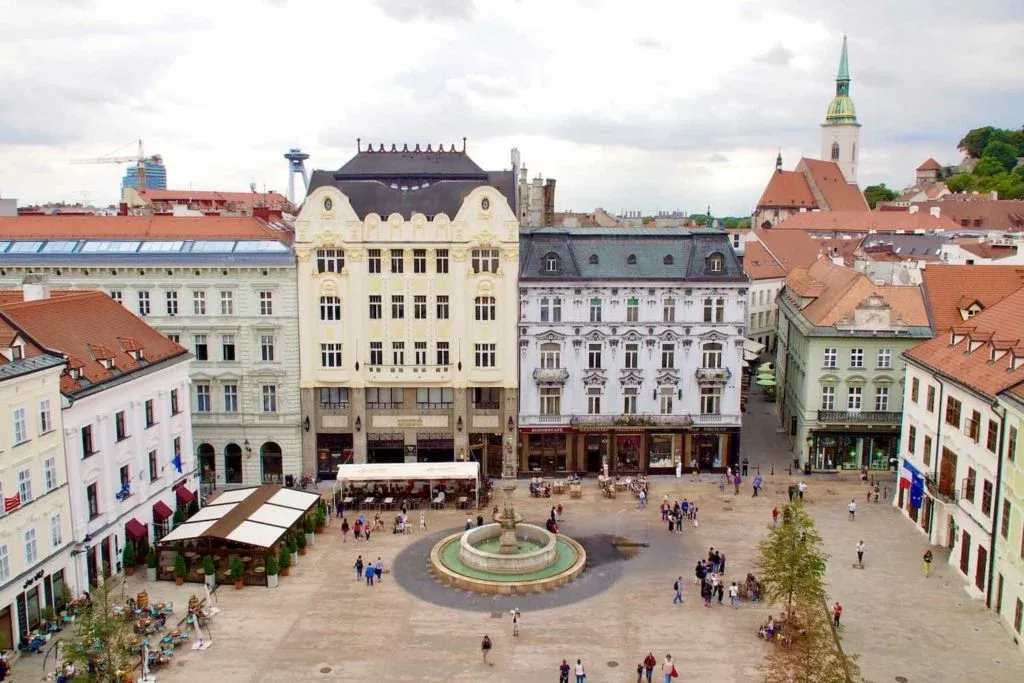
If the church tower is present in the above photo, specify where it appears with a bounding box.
[820,36,860,184]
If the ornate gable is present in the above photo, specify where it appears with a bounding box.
[700,330,729,342]
[618,369,644,386]
[537,330,568,343]
[656,369,681,386]
[582,369,608,386]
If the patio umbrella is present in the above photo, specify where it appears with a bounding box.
[757,371,776,380]
[756,378,778,387]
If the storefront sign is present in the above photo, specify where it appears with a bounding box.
[519,427,570,434]
[695,427,731,434]
[397,417,423,428]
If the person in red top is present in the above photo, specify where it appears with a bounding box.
[771,507,780,528]
[559,659,570,683]
[832,602,843,629]
[643,652,657,683]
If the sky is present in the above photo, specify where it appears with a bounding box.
[1,0,1022,216]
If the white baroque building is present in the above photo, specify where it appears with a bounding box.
[518,227,748,475]
[0,215,301,487]
[296,143,520,478]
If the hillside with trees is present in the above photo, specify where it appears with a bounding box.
[945,125,1024,199]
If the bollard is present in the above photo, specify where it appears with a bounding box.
[756,463,761,475]
[771,463,774,476]
[884,486,889,499]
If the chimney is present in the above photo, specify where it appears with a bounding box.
[929,206,940,218]
[22,273,51,301]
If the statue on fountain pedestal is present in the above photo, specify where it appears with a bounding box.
[493,435,522,554]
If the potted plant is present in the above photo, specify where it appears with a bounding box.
[172,508,186,528]
[287,535,299,567]
[173,553,187,586]
[278,546,291,577]
[202,555,216,588]
[146,548,158,582]
[296,530,308,556]
[303,516,316,547]
[265,555,279,589]
[314,507,327,534]
[122,545,136,576]
[230,557,244,590]
[188,498,200,518]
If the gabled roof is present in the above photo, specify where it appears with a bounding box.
[906,286,1024,399]
[741,240,787,280]
[953,239,1019,260]
[0,291,188,396]
[755,229,862,271]
[920,265,1024,331]
[755,170,817,208]
[0,215,292,242]
[916,158,942,171]
[785,258,929,328]
[771,210,959,233]
[905,200,1024,232]
[798,159,870,211]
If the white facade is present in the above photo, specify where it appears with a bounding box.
[0,356,72,645]
[747,278,783,352]
[897,362,1002,598]
[820,123,860,186]
[63,357,194,589]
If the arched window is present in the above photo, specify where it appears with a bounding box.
[627,254,637,265]
[663,254,674,265]
[831,142,840,161]
[223,443,243,484]
[702,342,723,369]
[197,443,215,482]
[589,254,599,265]
[544,253,560,273]
[540,342,561,369]
[260,441,283,484]
[707,252,724,273]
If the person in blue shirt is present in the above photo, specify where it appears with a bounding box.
[365,563,375,586]
[752,474,763,497]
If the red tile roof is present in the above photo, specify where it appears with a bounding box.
[953,239,1019,260]
[742,240,787,280]
[905,286,1024,399]
[799,158,870,212]
[755,229,862,271]
[920,264,1024,331]
[0,291,188,395]
[140,189,289,210]
[771,210,960,233]
[904,200,1024,232]
[755,170,817,208]
[0,215,292,243]
[916,158,942,171]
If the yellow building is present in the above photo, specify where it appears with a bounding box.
[295,144,519,478]
[996,385,1024,650]
[0,340,70,648]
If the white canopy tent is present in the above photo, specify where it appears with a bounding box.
[335,461,481,507]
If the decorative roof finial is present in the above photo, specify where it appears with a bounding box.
[776,149,783,172]
[357,137,361,152]
[462,137,467,152]
[837,34,850,83]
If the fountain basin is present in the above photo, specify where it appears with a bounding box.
[459,523,556,574]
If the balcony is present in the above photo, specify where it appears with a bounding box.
[366,364,452,383]
[817,410,902,425]
[923,472,958,505]
[532,368,570,384]
[571,414,692,428]
[695,367,732,385]
[521,414,572,426]
[692,413,742,427]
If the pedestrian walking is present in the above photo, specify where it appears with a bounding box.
[559,659,571,683]
[787,483,796,501]
[574,658,586,683]
[798,481,807,500]
[364,563,375,586]
[637,662,644,683]
[661,653,678,682]
[465,516,473,530]
[733,474,741,495]
[673,576,683,604]
[772,506,780,528]
[341,518,350,543]
[923,549,933,577]
[856,540,865,567]
[753,474,763,497]
[419,510,427,531]
[353,520,362,541]
[481,635,492,665]
[742,457,749,477]
[832,602,843,629]
[364,523,372,542]
[715,580,725,606]
[691,505,699,527]
[719,551,726,574]
[638,489,647,509]
[848,499,857,521]
[643,652,656,682]
[511,608,521,637]
[729,582,739,608]
[354,555,363,580]
[695,560,705,585]
[374,557,383,582]
[719,474,727,494]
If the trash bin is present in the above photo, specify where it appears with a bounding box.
[803,461,812,476]
[285,474,295,488]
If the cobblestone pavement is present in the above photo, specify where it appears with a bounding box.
[149,468,1024,683]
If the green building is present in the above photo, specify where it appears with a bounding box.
[775,258,932,470]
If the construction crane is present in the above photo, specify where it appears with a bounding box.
[71,139,161,192]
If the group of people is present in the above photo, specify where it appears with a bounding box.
[787,480,808,501]
[659,497,699,532]
[695,548,738,607]
[634,653,680,683]
[353,555,385,586]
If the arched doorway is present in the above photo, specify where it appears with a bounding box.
[261,442,283,484]
[197,443,215,485]
[224,443,243,484]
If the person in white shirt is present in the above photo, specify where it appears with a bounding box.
[798,481,807,500]
[574,658,586,682]
[848,499,857,521]
[856,540,866,566]
[661,654,676,683]
[729,582,739,608]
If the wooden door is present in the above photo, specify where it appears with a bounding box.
[960,530,971,574]
[975,545,987,591]
[947,516,956,550]
[939,448,957,496]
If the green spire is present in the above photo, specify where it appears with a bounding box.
[837,34,850,82]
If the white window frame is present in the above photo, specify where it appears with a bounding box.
[220,290,234,315]
[820,386,835,411]
[877,348,892,369]
[587,388,602,415]
[223,384,238,413]
[847,386,863,411]
[17,468,32,504]
[43,455,57,492]
[262,385,278,413]
[260,335,276,362]
[539,387,561,416]
[259,290,273,315]
[195,384,211,413]
[875,386,890,412]
[192,290,207,315]
[850,348,864,368]
[13,407,27,445]
[823,347,837,368]
[320,342,343,368]
[24,528,37,566]
[51,513,62,548]
[660,387,674,415]
[623,388,638,415]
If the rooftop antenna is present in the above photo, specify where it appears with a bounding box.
[283,148,310,204]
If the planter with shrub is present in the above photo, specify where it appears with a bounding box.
[173,553,187,586]
[296,531,308,555]
[278,546,291,577]
[287,535,299,566]
[304,516,316,546]
[265,555,279,588]
[314,507,327,533]
[203,555,216,588]
[146,549,158,581]
[122,545,136,576]
[231,557,245,589]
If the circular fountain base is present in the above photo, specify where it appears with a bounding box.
[431,523,586,594]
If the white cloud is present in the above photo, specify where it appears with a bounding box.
[0,0,1022,215]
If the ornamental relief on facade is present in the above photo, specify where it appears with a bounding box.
[295,249,313,263]
[582,370,608,386]
[656,369,681,386]
[618,369,644,386]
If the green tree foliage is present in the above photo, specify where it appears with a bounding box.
[862,183,898,209]
[759,597,863,683]
[62,579,140,682]
[947,126,1024,199]
[958,126,1024,158]
[982,140,1020,172]
[945,172,973,193]
[756,501,829,614]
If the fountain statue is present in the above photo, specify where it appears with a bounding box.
[493,436,522,554]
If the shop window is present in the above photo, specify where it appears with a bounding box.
[615,434,641,471]
[649,433,676,469]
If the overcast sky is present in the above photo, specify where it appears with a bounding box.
[1,0,1022,216]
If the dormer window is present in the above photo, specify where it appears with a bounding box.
[9,345,22,361]
[100,358,114,370]
[543,253,561,273]
[588,254,599,265]
[707,252,724,272]
[663,254,674,265]
[626,254,637,265]
[129,350,143,361]
[69,368,81,380]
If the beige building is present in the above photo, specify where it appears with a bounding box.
[296,144,520,478]
[0,340,71,647]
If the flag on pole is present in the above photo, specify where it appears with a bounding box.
[899,458,915,490]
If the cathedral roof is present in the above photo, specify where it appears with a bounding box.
[824,36,858,126]
[756,170,817,209]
